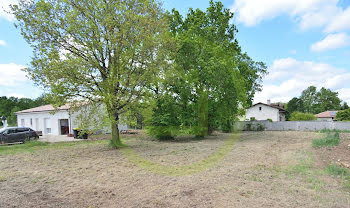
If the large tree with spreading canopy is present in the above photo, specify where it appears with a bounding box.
[11,0,171,146]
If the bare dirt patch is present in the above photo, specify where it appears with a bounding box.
[1,131,350,207]
[313,133,350,169]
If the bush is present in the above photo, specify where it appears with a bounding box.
[245,123,264,131]
[257,123,265,131]
[312,132,340,147]
[246,123,254,131]
[267,118,273,122]
[289,112,317,121]
[146,95,180,140]
[147,126,179,140]
[336,108,350,121]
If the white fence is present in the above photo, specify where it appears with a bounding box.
[237,121,350,131]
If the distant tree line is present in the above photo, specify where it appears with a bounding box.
[286,86,348,120]
[0,95,48,126]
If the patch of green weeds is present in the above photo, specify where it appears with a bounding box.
[271,151,326,192]
[326,164,349,177]
[319,129,350,133]
[326,164,350,190]
[312,132,340,148]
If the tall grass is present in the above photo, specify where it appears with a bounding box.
[319,129,350,133]
[312,132,340,148]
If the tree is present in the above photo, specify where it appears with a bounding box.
[11,0,171,147]
[287,97,303,114]
[148,1,266,137]
[300,86,317,113]
[341,102,349,110]
[336,109,350,121]
[289,112,317,121]
[291,86,342,115]
[314,87,341,113]
[0,96,49,126]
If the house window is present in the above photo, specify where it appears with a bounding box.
[30,118,33,126]
[259,107,262,111]
[44,118,51,134]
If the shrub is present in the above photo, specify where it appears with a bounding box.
[257,123,265,131]
[246,123,253,131]
[336,108,350,121]
[267,118,273,122]
[289,112,317,121]
[250,117,256,121]
[146,95,180,140]
[312,132,340,147]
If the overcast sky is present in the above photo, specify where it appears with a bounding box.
[1,0,350,104]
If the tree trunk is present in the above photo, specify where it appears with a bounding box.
[111,112,122,147]
[198,88,208,137]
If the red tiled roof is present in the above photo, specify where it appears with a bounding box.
[315,111,338,118]
[15,104,70,114]
[252,102,288,112]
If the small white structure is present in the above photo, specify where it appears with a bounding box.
[244,101,287,121]
[15,104,128,136]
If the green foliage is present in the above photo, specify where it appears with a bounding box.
[0,140,107,155]
[146,1,266,138]
[147,95,181,140]
[326,164,349,177]
[0,95,48,126]
[250,117,256,121]
[287,86,342,116]
[312,132,340,148]
[336,108,350,121]
[319,129,350,133]
[289,112,317,121]
[246,123,253,131]
[286,97,304,118]
[267,118,273,122]
[341,102,349,110]
[300,86,317,114]
[11,0,171,144]
[256,123,265,131]
[245,123,264,131]
[313,87,342,113]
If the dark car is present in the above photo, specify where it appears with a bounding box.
[0,127,39,145]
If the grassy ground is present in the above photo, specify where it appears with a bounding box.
[0,131,349,207]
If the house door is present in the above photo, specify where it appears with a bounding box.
[59,119,69,135]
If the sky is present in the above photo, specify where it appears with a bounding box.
[0,0,350,104]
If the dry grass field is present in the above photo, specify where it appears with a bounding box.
[0,131,350,207]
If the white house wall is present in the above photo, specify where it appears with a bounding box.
[16,103,131,136]
[16,110,70,135]
[245,104,280,121]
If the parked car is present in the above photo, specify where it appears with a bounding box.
[0,127,39,145]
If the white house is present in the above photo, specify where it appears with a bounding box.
[243,100,287,121]
[15,104,128,136]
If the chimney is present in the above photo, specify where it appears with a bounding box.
[267,99,271,105]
